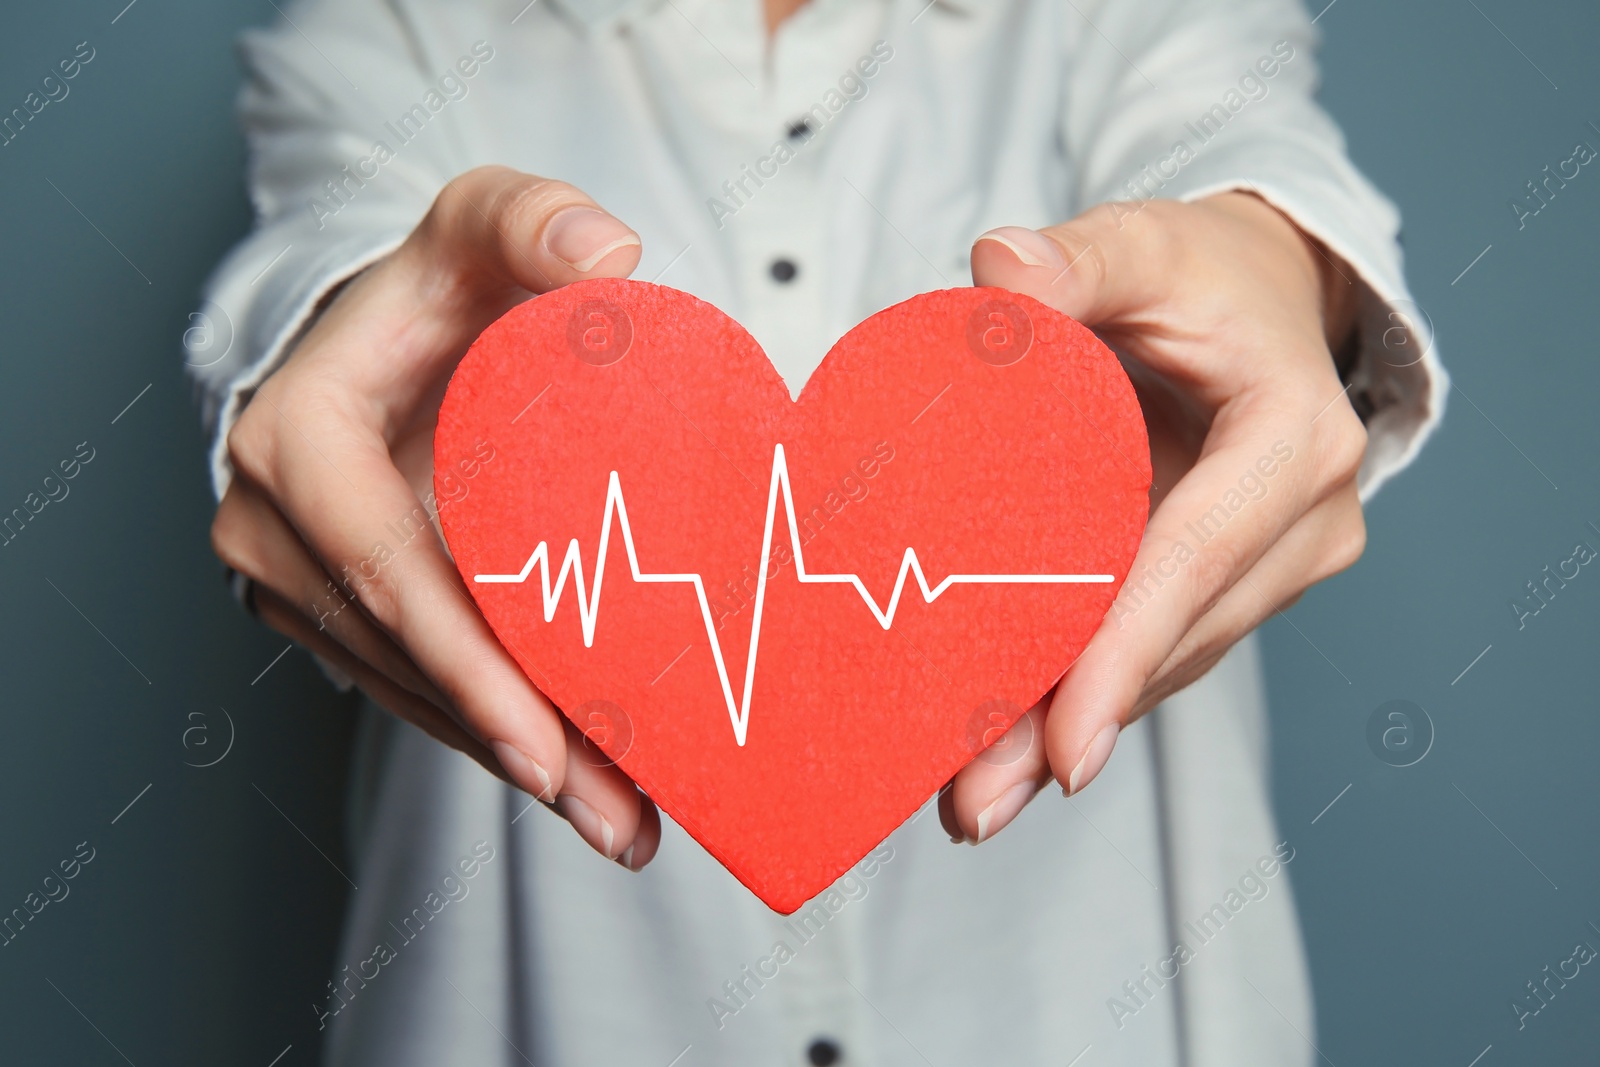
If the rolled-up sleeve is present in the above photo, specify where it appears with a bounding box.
[188,0,461,499]
[1061,0,1446,498]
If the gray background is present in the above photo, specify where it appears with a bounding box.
[0,1,1594,1064]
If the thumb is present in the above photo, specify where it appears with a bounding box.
[969,202,1170,326]
[397,167,642,308]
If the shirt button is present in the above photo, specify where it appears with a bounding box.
[806,1038,842,1065]
[770,258,799,284]
[786,118,813,141]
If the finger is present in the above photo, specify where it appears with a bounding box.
[232,403,569,799]
[948,699,1053,844]
[553,717,662,868]
[252,585,496,771]
[1142,482,1365,710]
[626,797,663,872]
[414,164,643,294]
[263,576,662,870]
[1043,414,1352,796]
[936,785,961,843]
[213,477,450,709]
[971,201,1330,407]
[972,195,1324,340]
[973,198,1363,798]
[971,205,1180,328]
[228,169,649,802]
[301,166,643,415]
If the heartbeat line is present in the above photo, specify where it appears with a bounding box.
[474,444,1112,746]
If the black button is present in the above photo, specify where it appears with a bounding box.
[786,118,813,141]
[807,1038,842,1066]
[770,258,799,283]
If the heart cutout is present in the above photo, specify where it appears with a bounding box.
[436,279,1149,913]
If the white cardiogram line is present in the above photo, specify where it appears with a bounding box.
[474,444,1112,746]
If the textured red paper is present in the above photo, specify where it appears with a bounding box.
[435,279,1150,913]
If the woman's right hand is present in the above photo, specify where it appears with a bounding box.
[211,166,664,870]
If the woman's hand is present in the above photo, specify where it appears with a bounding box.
[943,192,1368,843]
[211,166,664,870]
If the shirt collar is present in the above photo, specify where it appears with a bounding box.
[541,0,649,30]
[543,0,977,32]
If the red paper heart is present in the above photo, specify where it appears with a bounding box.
[436,279,1149,913]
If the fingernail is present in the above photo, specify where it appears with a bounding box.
[1066,724,1120,796]
[543,206,640,272]
[972,780,1036,845]
[556,793,617,859]
[617,844,637,871]
[975,226,1066,269]
[490,740,554,802]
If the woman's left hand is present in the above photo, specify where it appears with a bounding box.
[942,192,1368,844]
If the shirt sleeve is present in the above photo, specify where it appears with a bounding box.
[188,0,471,499]
[1060,0,1446,499]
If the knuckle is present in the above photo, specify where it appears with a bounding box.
[1317,408,1368,484]
[344,561,404,632]
[1184,538,1245,615]
[1125,198,1182,250]
[252,595,296,639]
[1138,197,1185,235]
[209,492,254,573]
[1151,638,1227,704]
[1046,222,1110,288]
[416,166,528,255]
[458,162,520,191]
[225,404,276,488]
[488,176,587,244]
[1079,238,1112,291]
[1324,511,1368,577]
[424,165,511,228]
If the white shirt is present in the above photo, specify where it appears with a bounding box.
[192,0,1446,1063]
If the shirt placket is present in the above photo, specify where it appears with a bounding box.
[630,4,887,1062]
[745,17,887,1067]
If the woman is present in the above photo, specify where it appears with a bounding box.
[197,0,1443,1062]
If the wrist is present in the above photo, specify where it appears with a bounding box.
[1304,230,1359,359]
[1205,191,1358,355]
